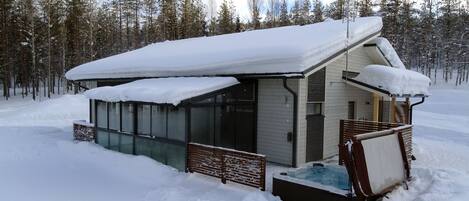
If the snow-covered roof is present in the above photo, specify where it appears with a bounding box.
[83,77,239,105]
[353,65,431,97]
[66,17,383,81]
[374,37,406,69]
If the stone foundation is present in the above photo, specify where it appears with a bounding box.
[73,120,95,141]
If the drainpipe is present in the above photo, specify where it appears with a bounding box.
[283,78,298,168]
[409,97,425,124]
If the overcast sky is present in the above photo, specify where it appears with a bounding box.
[204,0,336,21]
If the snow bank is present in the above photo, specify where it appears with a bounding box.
[375,37,406,69]
[66,17,382,80]
[84,77,239,105]
[355,65,431,96]
[0,95,280,201]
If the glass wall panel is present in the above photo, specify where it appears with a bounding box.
[151,106,167,138]
[190,107,215,145]
[120,134,134,154]
[167,107,186,141]
[215,105,235,149]
[166,144,186,171]
[97,102,107,128]
[150,141,166,163]
[109,103,120,131]
[135,137,152,157]
[138,104,151,135]
[234,106,254,152]
[109,132,120,151]
[96,130,109,148]
[122,103,134,133]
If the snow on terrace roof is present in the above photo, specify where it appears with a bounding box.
[83,77,239,105]
[374,37,406,69]
[65,17,383,81]
[354,65,431,96]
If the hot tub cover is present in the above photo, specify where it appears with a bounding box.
[84,77,239,105]
[353,65,431,96]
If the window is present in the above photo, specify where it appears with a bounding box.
[96,130,109,148]
[97,102,107,128]
[138,104,151,135]
[307,102,323,116]
[122,103,134,133]
[348,101,356,119]
[167,107,186,141]
[94,101,187,171]
[190,107,215,145]
[109,103,120,131]
[151,106,167,138]
[109,132,120,151]
[188,81,256,153]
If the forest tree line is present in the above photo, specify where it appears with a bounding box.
[0,0,468,99]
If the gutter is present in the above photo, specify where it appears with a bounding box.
[409,97,425,124]
[283,78,298,167]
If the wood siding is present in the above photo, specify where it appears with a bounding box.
[257,79,297,165]
[323,46,375,158]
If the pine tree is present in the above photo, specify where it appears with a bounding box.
[358,0,373,16]
[326,0,345,20]
[217,0,235,34]
[301,0,312,24]
[248,0,262,29]
[291,0,302,25]
[278,0,290,26]
[158,0,178,40]
[265,0,280,28]
[312,0,324,23]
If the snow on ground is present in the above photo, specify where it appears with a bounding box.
[384,84,469,201]
[0,95,279,201]
[0,79,468,201]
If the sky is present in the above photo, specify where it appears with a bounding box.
[203,0,335,21]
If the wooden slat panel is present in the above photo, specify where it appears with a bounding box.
[339,119,413,167]
[187,143,266,190]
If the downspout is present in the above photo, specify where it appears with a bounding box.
[409,97,425,124]
[283,78,298,167]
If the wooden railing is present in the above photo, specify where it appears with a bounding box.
[73,120,95,141]
[187,143,266,191]
[339,119,413,166]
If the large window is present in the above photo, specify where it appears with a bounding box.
[151,106,167,137]
[189,81,256,153]
[95,101,187,171]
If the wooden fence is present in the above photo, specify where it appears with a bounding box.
[339,119,413,166]
[187,143,266,191]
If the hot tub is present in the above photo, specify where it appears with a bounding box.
[272,163,356,201]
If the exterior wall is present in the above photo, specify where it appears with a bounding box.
[295,78,308,166]
[257,79,298,165]
[323,46,375,158]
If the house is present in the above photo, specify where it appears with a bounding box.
[65,17,430,175]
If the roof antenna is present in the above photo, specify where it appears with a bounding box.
[344,0,356,82]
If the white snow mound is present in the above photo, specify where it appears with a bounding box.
[66,17,382,80]
[84,77,239,105]
[375,37,406,69]
[355,65,431,96]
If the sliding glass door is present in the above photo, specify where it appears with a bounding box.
[189,81,256,153]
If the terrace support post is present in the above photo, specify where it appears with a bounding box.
[391,97,397,123]
[372,93,380,122]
